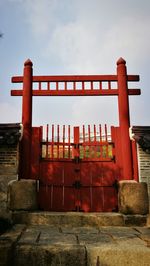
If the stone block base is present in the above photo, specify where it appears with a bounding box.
[8,179,38,211]
[147,214,150,227]
[118,180,149,215]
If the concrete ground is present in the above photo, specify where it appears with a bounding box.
[0,223,150,266]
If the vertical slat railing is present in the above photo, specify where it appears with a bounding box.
[99,124,102,159]
[82,81,85,90]
[65,82,67,91]
[94,124,97,157]
[68,125,71,158]
[105,124,108,158]
[88,125,91,158]
[39,81,41,90]
[63,125,65,158]
[73,82,76,91]
[83,125,86,158]
[56,82,58,91]
[57,125,60,158]
[41,124,113,160]
[100,81,102,90]
[46,124,49,158]
[52,124,54,159]
[108,81,111,90]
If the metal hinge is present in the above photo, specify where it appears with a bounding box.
[73,180,82,189]
[73,156,80,164]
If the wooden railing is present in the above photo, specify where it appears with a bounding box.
[41,124,114,161]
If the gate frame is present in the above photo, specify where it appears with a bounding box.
[11,58,140,181]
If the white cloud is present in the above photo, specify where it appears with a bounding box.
[1,0,150,126]
[20,0,150,73]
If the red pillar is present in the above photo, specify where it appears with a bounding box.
[21,59,33,179]
[117,58,133,180]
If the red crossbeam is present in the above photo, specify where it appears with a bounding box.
[11,74,140,96]
[11,74,139,83]
[11,89,141,96]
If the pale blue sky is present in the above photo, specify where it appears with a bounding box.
[0,0,150,127]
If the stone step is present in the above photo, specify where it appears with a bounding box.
[0,224,150,266]
[11,211,148,227]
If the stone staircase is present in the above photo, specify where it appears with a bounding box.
[0,212,150,266]
[11,211,148,227]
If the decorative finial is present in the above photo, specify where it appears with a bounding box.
[117,57,126,65]
[24,59,33,67]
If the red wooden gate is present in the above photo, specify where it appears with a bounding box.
[11,58,141,212]
[38,124,118,211]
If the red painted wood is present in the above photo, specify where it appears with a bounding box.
[38,124,118,211]
[21,59,33,179]
[117,58,133,180]
[11,58,141,212]
[111,126,123,180]
[31,127,41,179]
[11,74,139,83]
[11,88,141,96]
[80,161,117,212]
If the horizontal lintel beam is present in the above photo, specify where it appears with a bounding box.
[11,74,139,83]
[11,89,141,96]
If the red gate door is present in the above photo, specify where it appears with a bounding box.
[38,124,118,212]
[74,125,118,212]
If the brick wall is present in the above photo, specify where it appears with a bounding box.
[138,144,150,205]
[0,144,18,219]
[0,145,18,175]
[0,124,21,219]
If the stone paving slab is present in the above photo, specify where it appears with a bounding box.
[87,244,150,266]
[78,233,113,245]
[0,224,150,266]
[14,244,86,266]
[61,226,99,234]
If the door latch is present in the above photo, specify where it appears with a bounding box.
[73,180,82,189]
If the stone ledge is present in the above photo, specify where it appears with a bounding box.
[124,214,147,227]
[11,212,125,227]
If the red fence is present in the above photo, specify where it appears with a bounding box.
[41,124,114,161]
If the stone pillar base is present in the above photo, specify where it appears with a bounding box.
[8,179,38,211]
[118,180,149,215]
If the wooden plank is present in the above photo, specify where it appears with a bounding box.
[11,74,139,83]
[127,75,140,81]
[68,125,71,159]
[11,88,141,96]
[52,125,54,159]
[46,124,49,159]
[63,125,65,158]
[11,74,118,83]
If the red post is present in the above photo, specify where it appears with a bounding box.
[21,59,33,179]
[117,58,133,180]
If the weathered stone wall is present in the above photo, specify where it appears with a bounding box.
[0,145,18,175]
[138,145,150,206]
[0,124,21,221]
[0,144,18,219]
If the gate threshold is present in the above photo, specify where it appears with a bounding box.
[12,211,147,227]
